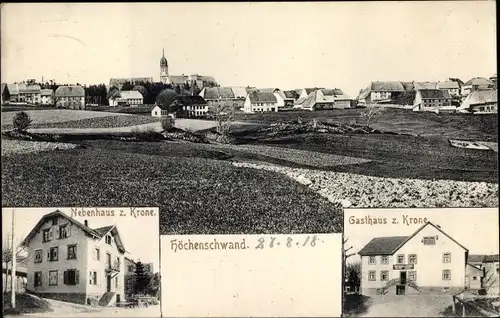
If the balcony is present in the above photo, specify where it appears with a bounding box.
[105,260,121,277]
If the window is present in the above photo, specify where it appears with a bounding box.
[368,271,376,281]
[472,276,477,281]
[408,271,417,281]
[49,270,58,286]
[105,235,112,245]
[423,236,436,245]
[368,256,376,264]
[443,253,451,263]
[93,248,100,261]
[381,256,389,264]
[34,249,43,263]
[52,218,58,226]
[58,224,70,239]
[154,111,157,115]
[408,254,417,264]
[380,270,389,281]
[43,228,53,242]
[67,245,77,260]
[442,269,451,280]
[34,272,42,287]
[145,264,150,272]
[64,269,79,285]
[89,271,98,285]
[397,254,405,264]
[48,247,58,261]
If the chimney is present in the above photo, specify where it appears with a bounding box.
[436,224,441,228]
[84,220,88,227]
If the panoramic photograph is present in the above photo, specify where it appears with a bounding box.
[1,2,497,234]
[2,207,161,317]
[342,208,499,317]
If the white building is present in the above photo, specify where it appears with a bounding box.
[55,86,85,109]
[40,89,54,105]
[358,222,468,296]
[295,89,353,111]
[460,89,497,114]
[436,81,461,97]
[151,104,170,118]
[243,90,279,113]
[109,90,143,107]
[461,77,494,97]
[20,210,126,306]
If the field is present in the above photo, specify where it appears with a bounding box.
[1,107,497,234]
[1,145,343,235]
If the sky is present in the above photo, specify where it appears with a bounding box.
[0,2,497,97]
[2,207,160,272]
[344,208,499,264]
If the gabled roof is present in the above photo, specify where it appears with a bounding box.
[464,77,494,87]
[418,89,451,99]
[168,75,188,85]
[283,90,299,99]
[230,87,248,99]
[55,85,85,97]
[463,89,497,105]
[437,81,460,90]
[24,84,41,93]
[109,77,153,87]
[119,90,143,99]
[358,222,468,256]
[401,81,415,91]
[20,210,126,253]
[414,82,438,90]
[321,88,344,96]
[469,254,500,263]
[248,91,277,103]
[370,81,405,92]
[40,89,54,96]
[176,95,207,105]
[201,87,235,99]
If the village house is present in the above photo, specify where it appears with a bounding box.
[108,90,144,107]
[460,89,498,114]
[467,254,499,295]
[248,88,294,109]
[22,84,42,105]
[243,90,279,113]
[40,89,54,106]
[465,262,485,290]
[295,89,353,111]
[3,255,28,293]
[151,103,169,118]
[55,85,86,109]
[461,77,494,97]
[362,81,405,104]
[437,81,461,97]
[174,95,209,118]
[489,73,497,89]
[20,210,126,306]
[6,83,26,103]
[412,89,452,113]
[199,87,245,111]
[357,222,468,296]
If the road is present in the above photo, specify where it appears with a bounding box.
[25,119,251,134]
[359,294,452,317]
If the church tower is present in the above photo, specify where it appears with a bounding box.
[160,48,169,84]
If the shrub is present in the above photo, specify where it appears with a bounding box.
[12,111,32,131]
[161,117,175,131]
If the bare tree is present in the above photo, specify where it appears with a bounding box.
[207,101,234,136]
[361,104,384,128]
[343,238,360,294]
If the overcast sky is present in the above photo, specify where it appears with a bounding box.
[2,207,160,272]
[1,2,496,97]
[344,208,499,264]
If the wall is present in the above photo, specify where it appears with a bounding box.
[26,215,89,299]
[483,262,499,295]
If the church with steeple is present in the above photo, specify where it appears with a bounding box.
[159,48,218,89]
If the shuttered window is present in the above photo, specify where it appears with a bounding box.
[63,269,80,285]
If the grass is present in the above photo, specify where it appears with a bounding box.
[2,292,53,314]
[233,132,498,183]
[1,109,122,129]
[14,115,160,130]
[343,294,373,317]
[234,108,498,141]
[1,146,343,235]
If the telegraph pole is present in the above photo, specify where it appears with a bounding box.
[11,209,16,308]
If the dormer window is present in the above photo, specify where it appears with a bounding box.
[105,235,112,245]
[423,236,436,245]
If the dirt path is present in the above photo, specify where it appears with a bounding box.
[359,294,452,317]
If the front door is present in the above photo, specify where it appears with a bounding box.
[106,275,111,292]
[400,271,407,285]
[396,285,406,295]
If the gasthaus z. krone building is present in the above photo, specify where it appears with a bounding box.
[357,221,469,296]
[20,210,126,306]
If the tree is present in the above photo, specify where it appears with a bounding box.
[145,273,161,298]
[345,262,361,294]
[169,99,184,117]
[121,81,134,91]
[107,86,120,100]
[133,262,151,295]
[156,89,178,112]
[207,102,234,136]
[361,104,384,128]
[132,85,148,101]
[12,112,32,132]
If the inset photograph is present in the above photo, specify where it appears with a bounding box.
[342,208,499,317]
[2,207,160,317]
